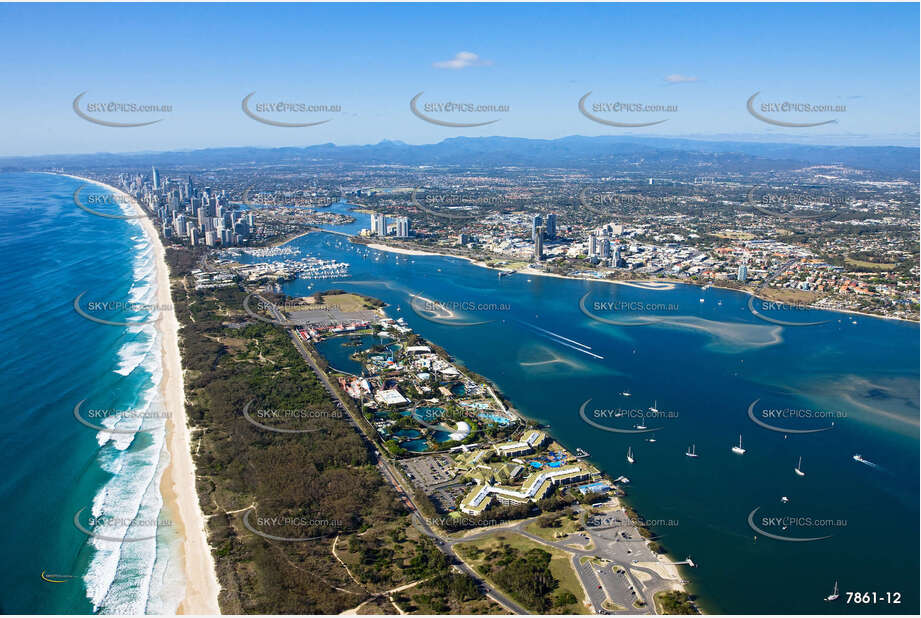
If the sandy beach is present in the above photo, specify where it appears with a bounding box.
[62,174,221,614]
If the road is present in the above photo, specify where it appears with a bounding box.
[260,294,529,615]
[261,294,686,615]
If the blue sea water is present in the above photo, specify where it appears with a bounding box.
[278,203,919,614]
[0,173,183,614]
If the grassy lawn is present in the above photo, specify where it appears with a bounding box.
[712,231,756,240]
[754,287,818,305]
[845,257,896,270]
[455,532,590,614]
[525,516,584,543]
[314,292,374,311]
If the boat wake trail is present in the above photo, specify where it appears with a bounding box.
[516,320,604,359]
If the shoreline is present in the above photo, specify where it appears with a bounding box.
[361,301,692,599]
[362,241,917,325]
[57,173,221,614]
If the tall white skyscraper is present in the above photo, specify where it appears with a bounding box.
[737,263,748,282]
[371,213,386,236]
[152,167,160,190]
[588,234,598,257]
[395,216,410,238]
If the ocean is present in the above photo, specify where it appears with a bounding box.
[0,173,184,614]
[256,202,919,614]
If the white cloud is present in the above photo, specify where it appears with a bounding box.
[665,74,699,84]
[433,51,493,70]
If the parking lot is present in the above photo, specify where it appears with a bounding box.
[400,454,455,488]
[428,483,468,512]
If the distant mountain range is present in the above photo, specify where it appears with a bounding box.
[2,135,918,177]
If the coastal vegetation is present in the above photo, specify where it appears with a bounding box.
[455,533,588,614]
[164,248,497,614]
[655,590,699,614]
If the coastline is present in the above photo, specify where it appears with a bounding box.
[268,229,314,248]
[58,173,221,614]
[359,299,692,600]
[362,243,699,599]
[363,241,917,324]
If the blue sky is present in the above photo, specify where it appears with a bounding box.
[0,2,918,156]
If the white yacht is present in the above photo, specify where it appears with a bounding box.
[648,400,659,413]
[626,447,634,464]
[685,444,698,458]
[731,435,746,455]
[794,456,805,476]
[825,581,839,602]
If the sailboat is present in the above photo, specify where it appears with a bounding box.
[794,456,805,476]
[621,391,631,397]
[825,581,839,602]
[648,400,659,413]
[685,444,698,458]
[626,447,634,464]
[646,434,656,443]
[731,435,746,455]
[635,420,647,430]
